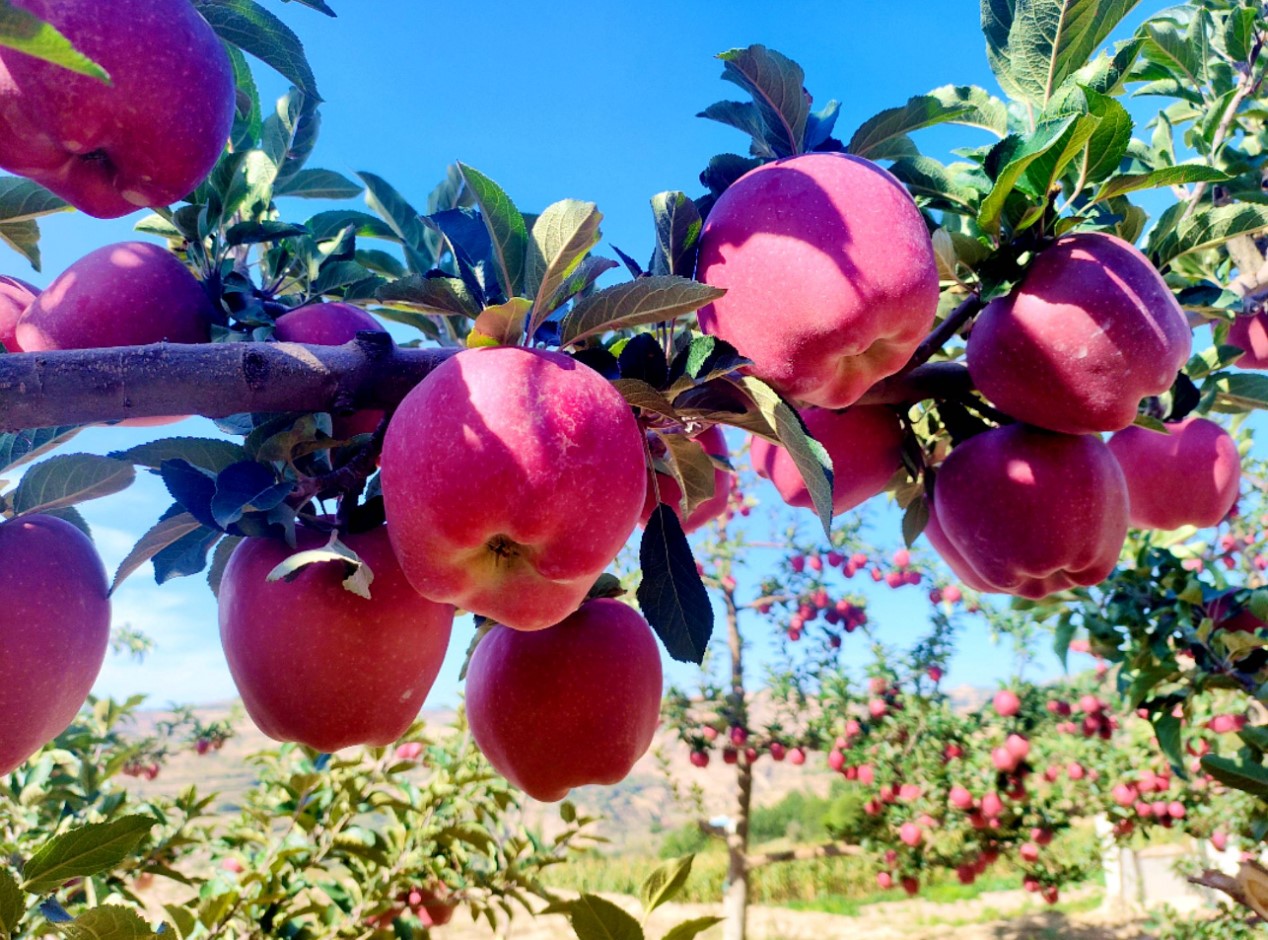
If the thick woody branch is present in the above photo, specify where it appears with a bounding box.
[746,842,863,869]
[0,334,457,432]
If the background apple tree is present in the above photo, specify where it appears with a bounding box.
[5,0,1268,937]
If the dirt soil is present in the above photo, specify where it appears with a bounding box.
[438,888,1159,940]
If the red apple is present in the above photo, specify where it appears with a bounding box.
[949,786,974,810]
[899,822,923,847]
[967,232,1192,434]
[0,275,36,351]
[464,598,662,802]
[1107,417,1240,530]
[640,425,734,533]
[0,515,110,775]
[750,406,904,515]
[993,689,1021,717]
[926,424,1128,598]
[18,242,213,351]
[273,302,391,438]
[406,886,455,927]
[218,524,454,752]
[381,347,646,631]
[0,0,234,218]
[696,152,939,408]
[1229,312,1268,369]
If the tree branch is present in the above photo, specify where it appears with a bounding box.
[0,334,457,431]
[900,292,985,373]
[746,842,863,869]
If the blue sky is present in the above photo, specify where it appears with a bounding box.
[9,1,1177,708]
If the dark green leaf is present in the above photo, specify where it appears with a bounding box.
[561,276,724,345]
[110,512,204,593]
[110,438,249,475]
[12,454,134,515]
[698,101,773,157]
[0,4,107,79]
[274,168,362,199]
[641,856,694,914]
[637,507,712,665]
[1008,0,1144,106]
[0,218,41,270]
[224,220,309,246]
[357,172,433,273]
[458,163,527,299]
[1200,754,1268,798]
[0,426,81,475]
[716,45,809,158]
[650,192,703,279]
[847,85,1007,158]
[567,893,644,940]
[207,535,242,598]
[0,867,21,936]
[210,461,293,529]
[0,176,69,224]
[151,524,221,585]
[978,115,1080,232]
[376,274,479,318]
[306,209,397,242]
[194,0,321,101]
[1215,373,1268,410]
[731,377,833,536]
[902,496,929,548]
[1152,712,1185,775]
[22,816,155,895]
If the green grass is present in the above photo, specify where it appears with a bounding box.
[784,880,1103,923]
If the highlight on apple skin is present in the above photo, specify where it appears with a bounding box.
[640,424,734,533]
[751,405,904,516]
[0,275,37,352]
[925,423,1129,599]
[464,598,664,803]
[217,525,455,753]
[1229,312,1268,370]
[1108,416,1241,531]
[0,514,111,776]
[696,152,940,409]
[380,346,647,632]
[273,302,392,438]
[0,0,235,219]
[966,232,1192,435]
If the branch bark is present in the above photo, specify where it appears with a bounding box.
[0,334,457,432]
[746,842,863,868]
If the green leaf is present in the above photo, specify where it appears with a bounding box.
[848,85,1007,158]
[902,496,929,548]
[1200,755,1268,798]
[1223,5,1258,62]
[1093,164,1229,202]
[567,894,643,940]
[193,0,321,101]
[267,534,373,599]
[1155,204,1268,267]
[0,426,81,475]
[110,512,205,594]
[162,903,197,940]
[613,380,679,422]
[306,209,398,242]
[220,150,278,221]
[110,439,248,476]
[458,164,527,299]
[650,192,703,280]
[469,297,530,348]
[1215,373,1268,411]
[376,274,479,318]
[716,45,809,157]
[977,115,1080,233]
[561,276,724,346]
[224,220,309,246]
[527,199,604,327]
[660,433,719,520]
[662,918,725,940]
[1152,712,1185,775]
[637,507,712,665]
[1136,14,1207,94]
[210,461,293,529]
[731,376,833,537]
[1073,90,1132,185]
[357,172,433,273]
[274,168,362,200]
[1019,113,1102,209]
[641,856,694,914]
[225,44,262,150]
[207,535,241,599]
[0,219,41,270]
[12,454,134,515]
[1007,0,1144,106]
[0,3,107,79]
[21,815,155,895]
[0,177,70,224]
[0,867,22,936]
[889,157,983,214]
[59,906,157,940]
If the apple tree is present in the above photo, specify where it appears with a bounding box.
[3,0,1268,934]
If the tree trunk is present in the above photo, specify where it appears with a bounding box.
[722,587,750,940]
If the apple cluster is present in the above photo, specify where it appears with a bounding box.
[693,151,1243,600]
